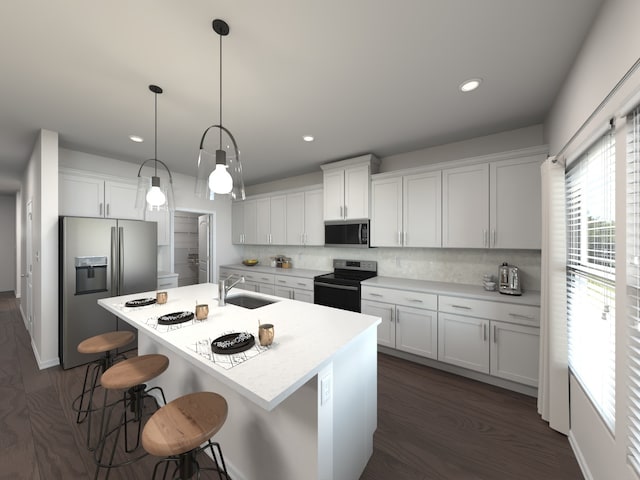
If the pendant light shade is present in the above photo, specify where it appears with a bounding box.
[136,85,175,211]
[195,19,246,201]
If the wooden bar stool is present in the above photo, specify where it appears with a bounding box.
[142,391,230,480]
[73,330,135,450]
[94,353,169,479]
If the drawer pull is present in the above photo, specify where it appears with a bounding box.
[406,298,423,303]
[369,293,383,297]
[508,313,535,320]
[297,283,306,286]
[450,304,471,310]
[261,277,270,281]
[277,280,286,283]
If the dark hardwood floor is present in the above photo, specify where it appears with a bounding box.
[0,291,582,479]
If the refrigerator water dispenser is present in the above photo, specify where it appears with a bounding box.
[75,256,108,295]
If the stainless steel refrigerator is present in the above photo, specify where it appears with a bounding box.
[59,216,157,369]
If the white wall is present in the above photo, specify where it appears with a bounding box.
[21,129,59,368]
[0,195,16,292]
[544,0,640,479]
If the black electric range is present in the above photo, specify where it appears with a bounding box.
[313,259,377,312]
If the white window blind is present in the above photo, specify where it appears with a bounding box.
[566,129,616,432]
[627,106,640,473]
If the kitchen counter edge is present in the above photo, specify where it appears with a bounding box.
[362,276,540,307]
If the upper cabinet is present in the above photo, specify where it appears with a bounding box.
[489,156,542,249]
[286,189,324,246]
[59,172,143,220]
[371,171,441,247]
[442,152,543,249]
[321,154,380,221]
[442,163,490,248]
[232,187,323,246]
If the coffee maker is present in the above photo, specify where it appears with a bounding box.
[498,262,522,295]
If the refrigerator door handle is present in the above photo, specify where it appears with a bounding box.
[119,227,124,294]
[111,226,118,293]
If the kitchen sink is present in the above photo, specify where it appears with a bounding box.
[225,295,278,309]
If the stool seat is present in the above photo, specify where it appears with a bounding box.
[77,331,135,355]
[101,354,169,390]
[142,392,228,457]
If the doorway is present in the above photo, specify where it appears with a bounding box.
[173,210,215,287]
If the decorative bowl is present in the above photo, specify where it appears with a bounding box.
[242,259,259,266]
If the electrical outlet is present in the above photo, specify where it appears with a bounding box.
[320,374,331,405]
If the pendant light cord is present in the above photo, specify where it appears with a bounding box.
[219,29,223,150]
[154,90,158,176]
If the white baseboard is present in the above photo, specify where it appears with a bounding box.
[568,430,593,480]
[30,337,60,370]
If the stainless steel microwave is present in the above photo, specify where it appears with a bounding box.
[324,220,369,248]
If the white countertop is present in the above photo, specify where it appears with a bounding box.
[98,283,380,411]
[363,276,541,307]
[221,264,330,279]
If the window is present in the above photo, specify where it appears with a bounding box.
[627,106,640,472]
[566,129,616,431]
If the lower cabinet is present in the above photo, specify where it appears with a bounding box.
[361,286,438,360]
[363,284,540,389]
[490,320,539,386]
[274,275,314,303]
[436,312,539,387]
[437,313,489,373]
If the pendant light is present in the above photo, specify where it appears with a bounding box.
[195,19,246,201]
[136,85,175,211]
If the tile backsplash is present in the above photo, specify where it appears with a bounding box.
[241,246,541,292]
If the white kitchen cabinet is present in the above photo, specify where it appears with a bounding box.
[361,300,395,348]
[157,272,179,289]
[442,154,543,249]
[490,321,539,387]
[321,154,380,221]
[361,285,438,359]
[243,199,258,244]
[256,197,271,245]
[145,209,171,246]
[231,201,244,244]
[489,155,543,249]
[442,163,489,248]
[269,195,287,245]
[371,171,441,247]
[274,274,314,303]
[59,173,143,220]
[287,189,324,246]
[438,312,490,373]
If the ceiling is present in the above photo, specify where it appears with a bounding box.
[0,0,604,194]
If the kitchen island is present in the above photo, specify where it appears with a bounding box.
[98,283,380,480]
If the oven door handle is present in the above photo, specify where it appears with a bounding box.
[314,281,359,291]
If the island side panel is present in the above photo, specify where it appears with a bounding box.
[138,332,321,480]
[332,327,378,479]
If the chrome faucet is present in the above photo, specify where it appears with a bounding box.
[218,274,245,306]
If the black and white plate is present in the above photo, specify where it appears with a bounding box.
[157,311,194,325]
[125,298,157,307]
[211,332,255,355]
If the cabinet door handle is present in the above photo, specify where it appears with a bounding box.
[450,304,471,310]
[304,233,308,244]
[404,231,408,246]
[344,205,348,218]
[493,324,497,343]
[483,229,488,247]
[340,206,343,218]
[398,231,402,246]
[99,203,104,216]
[483,323,487,341]
[492,229,497,247]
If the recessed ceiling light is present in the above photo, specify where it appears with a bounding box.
[129,135,144,143]
[303,135,314,142]
[459,78,482,92]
